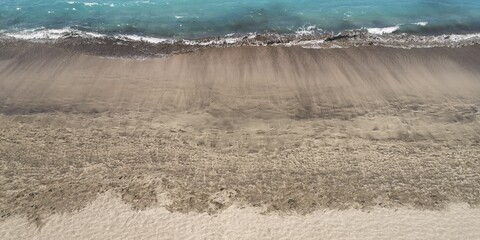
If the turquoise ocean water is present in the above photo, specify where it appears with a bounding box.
[1,0,480,40]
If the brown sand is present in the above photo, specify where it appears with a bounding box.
[1,43,480,237]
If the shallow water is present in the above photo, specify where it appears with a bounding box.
[2,0,480,39]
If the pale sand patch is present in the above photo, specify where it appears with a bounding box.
[1,192,479,240]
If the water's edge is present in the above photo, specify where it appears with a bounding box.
[2,28,480,58]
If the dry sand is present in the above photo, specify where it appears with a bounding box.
[1,43,480,238]
[2,192,480,240]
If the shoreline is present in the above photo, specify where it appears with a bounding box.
[2,29,480,58]
[1,44,480,238]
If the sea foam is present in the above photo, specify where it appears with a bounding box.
[2,28,106,40]
[84,3,99,7]
[2,27,480,55]
[414,22,428,26]
[366,26,400,35]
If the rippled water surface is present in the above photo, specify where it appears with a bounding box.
[1,0,480,38]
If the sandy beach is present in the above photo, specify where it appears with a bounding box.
[1,43,480,239]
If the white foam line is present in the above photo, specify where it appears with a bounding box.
[115,34,169,44]
[2,28,480,49]
[295,25,318,36]
[84,2,99,7]
[2,28,106,40]
[367,25,400,35]
[443,33,480,41]
[414,22,428,26]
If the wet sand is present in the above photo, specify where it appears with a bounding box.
[1,43,480,238]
